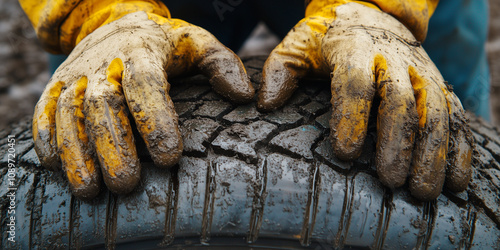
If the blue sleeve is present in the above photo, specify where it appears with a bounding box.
[423,0,491,120]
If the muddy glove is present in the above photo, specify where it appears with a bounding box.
[22,1,254,199]
[257,1,473,201]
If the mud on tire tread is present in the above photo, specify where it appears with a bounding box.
[1,56,500,249]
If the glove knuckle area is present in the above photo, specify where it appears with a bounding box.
[333,3,417,42]
[322,4,421,66]
[67,11,167,54]
[164,22,219,73]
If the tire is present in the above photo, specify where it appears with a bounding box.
[1,56,499,249]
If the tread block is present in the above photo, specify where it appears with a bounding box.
[270,125,322,160]
[222,104,261,123]
[212,121,276,162]
[314,138,351,171]
[192,101,232,119]
[264,107,303,126]
[181,118,220,156]
[258,153,312,239]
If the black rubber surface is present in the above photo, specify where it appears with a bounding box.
[1,56,500,249]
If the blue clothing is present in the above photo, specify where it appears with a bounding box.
[424,0,491,120]
[50,0,491,119]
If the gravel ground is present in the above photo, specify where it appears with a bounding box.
[0,0,499,131]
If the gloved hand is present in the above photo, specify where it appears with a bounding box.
[28,4,254,199]
[258,1,473,201]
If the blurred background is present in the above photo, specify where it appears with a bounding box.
[0,0,499,131]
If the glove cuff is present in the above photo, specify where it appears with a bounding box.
[19,0,170,54]
[305,0,439,42]
[306,0,380,18]
[61,0,170,54]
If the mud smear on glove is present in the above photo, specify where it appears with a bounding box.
[373,55,418,189]
[54,77,102,200]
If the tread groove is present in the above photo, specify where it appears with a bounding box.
[29,173,44,250]
[68,196,81,249]
[247,157,268,243]
[300,162,321,247]
[104,192,118,250]
[201,159,217,244]
[415,201,437,250]
[334,174,356,249]
[373,190,393,250]
[460,204,477,249]
[162,167,179,246]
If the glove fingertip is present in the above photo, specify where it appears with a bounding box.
[63,158,102,200]
[328,108,368,161]
[377,164,408,189]
[33,80,66,171]
[445,175,471,193]
[102,164,141,195]
[409,181,443,201]
[329,135,364,161]
[199,50,255,104]
[256,95,281,112]
[71,178,102,201]
[149,135,183,168]
[445,144,472,193]
[210,72,255,104]
[257,76,298,112]
[33,137,61,171]
[443,92,473,193]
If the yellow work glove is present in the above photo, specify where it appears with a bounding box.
[25,2,254,199]
[258,1,473,201]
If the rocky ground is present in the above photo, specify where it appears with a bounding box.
[0,0,49,131]
[0,0,499,131]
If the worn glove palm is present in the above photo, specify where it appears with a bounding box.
[258,2,473,200]
[33,12,254,199]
